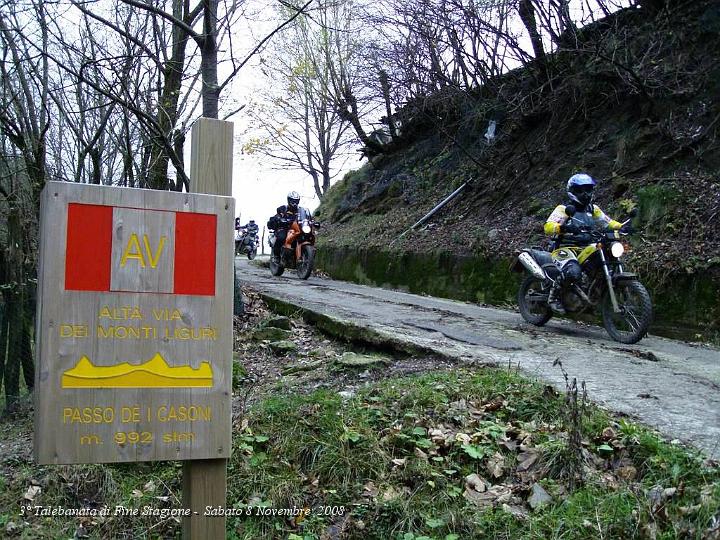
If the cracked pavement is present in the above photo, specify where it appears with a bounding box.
[237,257,720,458]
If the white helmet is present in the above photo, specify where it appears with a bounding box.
[287,191,300,210]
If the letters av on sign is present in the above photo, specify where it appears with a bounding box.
[35,182,234,464]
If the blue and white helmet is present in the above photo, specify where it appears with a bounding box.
[566,173,596,207]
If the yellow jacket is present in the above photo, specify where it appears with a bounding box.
[544,204,622,236]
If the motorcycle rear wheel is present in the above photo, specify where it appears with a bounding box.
[518,275,552,326]
[296,245,315,280]
[269,257,285,276]
[602,280,652,344]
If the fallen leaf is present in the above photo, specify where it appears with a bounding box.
[391,458,407,467]
[502,503,529,520]
[499,438,518,452]
[23,485,41,501]
[363,481,378,498]
[455,433,471,445]
[131,489,143,499]
[464,473,487,493]
[678,504,701,515]
[516,451,539,472]
[463,487,494,509]
[483,397,505,412]
[486,452,506,479]
[414,447,428,461]
[143,480,156,492]
[617,465,638,482]
[382,486,407,501]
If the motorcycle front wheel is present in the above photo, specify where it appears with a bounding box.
[518,275,552,326]
[602,280,652,344]
[247,247,256,260]
[296,245,315,280]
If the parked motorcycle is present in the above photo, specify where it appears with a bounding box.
[269,210,319,280]
[510,206,652,344]
[235,229,258,260]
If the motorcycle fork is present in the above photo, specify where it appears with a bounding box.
[599,248,621,313]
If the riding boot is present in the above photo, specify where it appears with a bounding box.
[547,282,566,314]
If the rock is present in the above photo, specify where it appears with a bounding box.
[267,316,292,330]
[252,327,291,341]
[338,390,355,399]
[487,228,502,240]
[336,351,391,368]
[282,359,323,375]
[527,483,552,510]
[646,485,665,509]
[269,340,297,354]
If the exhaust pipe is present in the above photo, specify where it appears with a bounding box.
[518,252,547,281]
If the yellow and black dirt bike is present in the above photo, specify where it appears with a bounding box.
[510,206,652,344]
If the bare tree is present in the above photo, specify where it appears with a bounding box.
[244,0,354,200]
[0,0,49,411]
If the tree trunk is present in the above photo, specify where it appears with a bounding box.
[0,300,7,394]
[379,70,397,139]
[21,288,34,392]
[338,86,384,155]
[200,0,220,120]
[518,0,545,66]
[148,0,191,190]
[3,290,22,413]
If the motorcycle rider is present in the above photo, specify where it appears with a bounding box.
[236,219,259,252]
[241,219,259,237]
[543,173,626,314]
[268,191,311,262]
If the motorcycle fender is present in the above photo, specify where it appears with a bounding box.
[613,272,638,282]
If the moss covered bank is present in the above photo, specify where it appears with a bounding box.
[315,246,720,341]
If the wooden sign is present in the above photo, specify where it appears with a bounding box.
[34,182,234,464]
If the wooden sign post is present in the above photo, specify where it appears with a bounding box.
[183,118,234,539]
[34,118,234,539]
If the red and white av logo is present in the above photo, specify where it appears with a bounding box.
[64,203,217,296]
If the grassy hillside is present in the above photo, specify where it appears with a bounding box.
[315,0,720,338]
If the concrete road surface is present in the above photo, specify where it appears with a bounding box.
[237,257,720,458]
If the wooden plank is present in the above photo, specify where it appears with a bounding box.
[34,183,234,464]
[183,118,234,540]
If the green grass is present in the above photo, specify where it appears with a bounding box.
[225,369,720,539]
[1,368,717,539]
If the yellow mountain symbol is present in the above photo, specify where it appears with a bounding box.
[61,353,213,388]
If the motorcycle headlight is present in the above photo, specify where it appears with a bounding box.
[302,223,311,234]
[610,242,625,258]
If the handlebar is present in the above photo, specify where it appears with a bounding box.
[564,228,629,241]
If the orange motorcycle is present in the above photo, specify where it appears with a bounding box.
[269,212,319,279]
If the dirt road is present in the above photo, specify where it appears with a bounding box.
[237,257,720,458]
